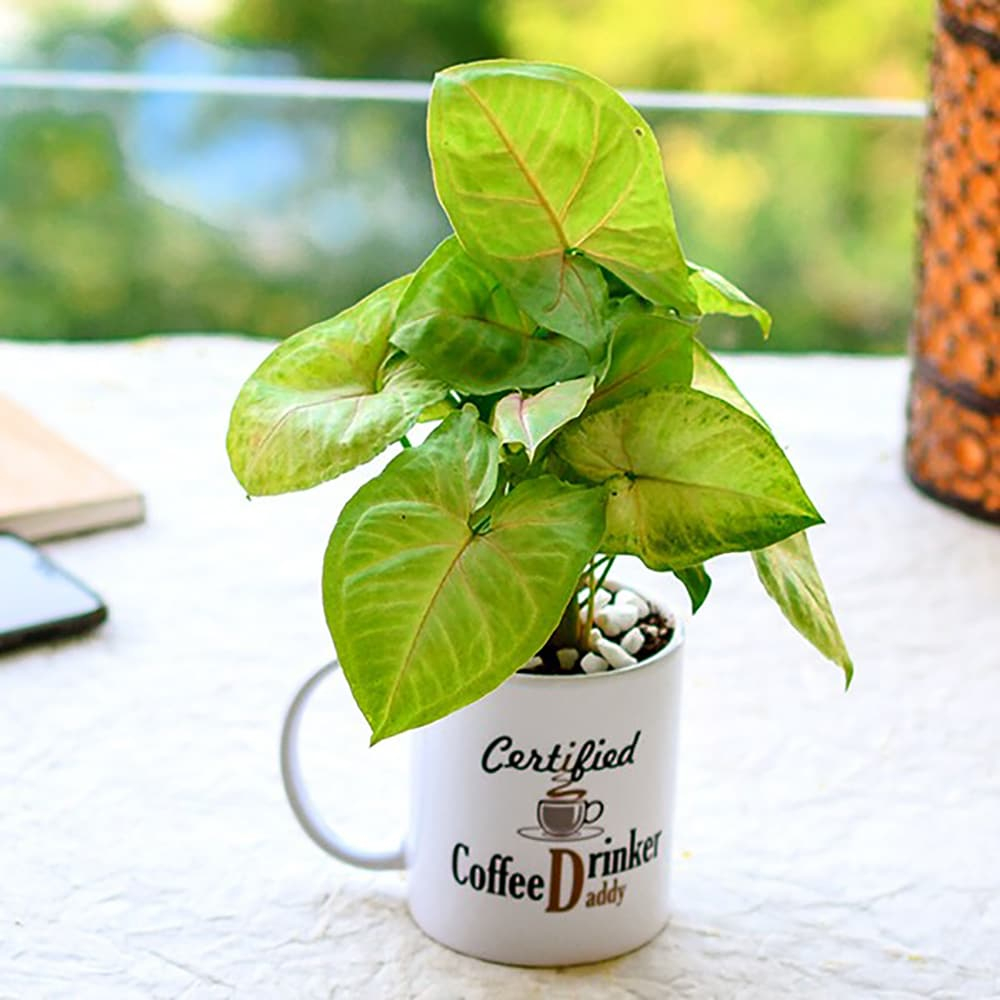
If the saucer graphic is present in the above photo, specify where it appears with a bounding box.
[516,825,604,843]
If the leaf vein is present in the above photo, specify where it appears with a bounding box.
[377,533,475,730]
[459,80,569,248]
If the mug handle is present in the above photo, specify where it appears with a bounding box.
[585,800,605,825]
[280,660,406,871]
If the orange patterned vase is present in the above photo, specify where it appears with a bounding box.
[906,0,1000,521]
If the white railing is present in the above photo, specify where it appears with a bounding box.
[0,69,927,119]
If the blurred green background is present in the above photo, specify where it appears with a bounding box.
[0,0,934,351]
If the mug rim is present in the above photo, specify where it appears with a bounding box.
[506,586,684,688]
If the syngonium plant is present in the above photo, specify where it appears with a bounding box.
[227,60,853,743]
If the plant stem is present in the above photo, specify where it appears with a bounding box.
[588,553,613,577]
[573,554,616,645]
[582,558,597,645]
[594,555,616,595]
[400,435,413,449]
[554,553,615,651]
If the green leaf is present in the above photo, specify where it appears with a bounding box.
[692,344,852,680]
[392,236,590,393]
[492,376,594,460]
[417,396,458,423]
[689,263,771,339]
[691,339,769,429]
[428,60,697,347]
[588,297,694,413]
[673,564,712,613]
[324,407,606,742]
[551,385,822,569]
[227,277,447,495]
[753,532,854,687]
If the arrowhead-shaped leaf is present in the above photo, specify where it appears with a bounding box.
[691,339,769,428]
[392,236,590,393]
[551,385,822,569]
[428,60,696,347]
[492,376,594,460]
[324,407,606,742]
[691,343,853,680]
[227,277,448,495]
[689,263,771,339]
[753,532,854,686]
[588,297,694,413]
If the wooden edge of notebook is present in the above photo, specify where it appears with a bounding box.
[0,495,146,543]
[0,396,146,541]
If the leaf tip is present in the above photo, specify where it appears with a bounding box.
[368,709,400,746]
[842,658,855,691]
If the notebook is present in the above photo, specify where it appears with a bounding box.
[0,397,144,541]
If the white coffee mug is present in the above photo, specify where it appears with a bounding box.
[281,610,684,967]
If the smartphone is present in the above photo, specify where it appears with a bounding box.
[0,533,107,653]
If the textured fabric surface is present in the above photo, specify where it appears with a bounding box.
[1,337,998,999]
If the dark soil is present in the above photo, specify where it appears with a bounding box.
[520,609,674,676]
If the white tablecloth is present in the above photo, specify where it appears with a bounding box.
[1,337,998,999]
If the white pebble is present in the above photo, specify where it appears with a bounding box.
[556,648,579,671]
[593,637,637,669]
[595,603,639,636]
[615,590,650,617]
[620,627,645,655]
[578,587,612,611]
[589,628,603,650]
[580,652,610,674]
[523,655,543,670]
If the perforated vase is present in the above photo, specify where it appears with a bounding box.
[906,0,999,521]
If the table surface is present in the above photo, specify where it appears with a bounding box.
[1,337,998,1000]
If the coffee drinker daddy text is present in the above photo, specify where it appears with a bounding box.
[451,731,664,913]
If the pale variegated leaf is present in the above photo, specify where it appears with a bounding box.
[753,527,853,685]
[492,376,594,460]
[589,297,694,413]
[689,263,771,338]
[428,60,697,349]
[324,407,605,741]
[551,386,822,569]
[392,236,590,393]
[691,339,769,428]
[691,344,853,679]
[227,277,447,495]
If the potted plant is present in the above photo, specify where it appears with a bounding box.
[227,59,852,967]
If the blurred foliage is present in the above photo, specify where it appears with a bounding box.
[218,0,506,79]
[659,113,921,352]
[1,108,337,339]
[0,97,450,339]
[503,0,933,97]
[0,0,934,351]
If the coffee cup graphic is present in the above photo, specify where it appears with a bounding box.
[536,797,604,837]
